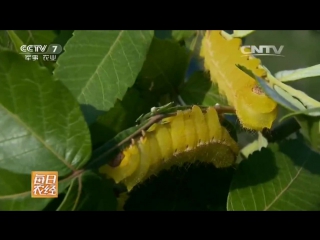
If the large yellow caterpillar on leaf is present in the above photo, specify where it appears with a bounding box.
[200,30,278,131]
[99,105,239,192]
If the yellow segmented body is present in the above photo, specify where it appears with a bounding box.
[99,106,239,192]
[200,30,278,131]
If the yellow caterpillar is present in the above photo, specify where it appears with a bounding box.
[200,30,278,131]
[99,105,239,192]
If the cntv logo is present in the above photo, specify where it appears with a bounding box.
[240,45,284,57]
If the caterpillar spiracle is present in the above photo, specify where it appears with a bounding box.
[200,30,278,131]
[99,105,239,192]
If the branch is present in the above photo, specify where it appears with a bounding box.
[262,117,301,143]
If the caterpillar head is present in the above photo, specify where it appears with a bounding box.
[235,84,278,131]
[108,152,125,167]
[99,144,140,184]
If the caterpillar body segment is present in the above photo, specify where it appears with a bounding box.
[155,123,173,161]
[99,105,240,192]
[170,110,186,153]
[200,30,278,131]
[184,109,198,150]
[205,107,222,140]
[192,105,210,144]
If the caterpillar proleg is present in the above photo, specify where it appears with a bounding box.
[200,30,278,131]
[99,105,239,192]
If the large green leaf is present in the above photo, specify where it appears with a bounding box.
[0,50,91,176]
[57,171,117,211]
[54,30,154,112]
[135,37,190,97]
[0,168,71,211]
[228,139,320,210]
[179,71,227,106]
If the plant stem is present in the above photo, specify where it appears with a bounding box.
[262,117,301,143]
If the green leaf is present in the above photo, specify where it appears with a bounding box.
[51,30,74,64]
[279,107,320,122]
[11,30,57,45]
[0,169,72,211]
[275,64,320,82]
[52,30,74,50]
[0,30,57,51]
[6,31,24,52]
[54,30,154,112]
[135,37,190,97]
[295,115,320,153]
[1,30,58,72]
[89,87,157,147]
[228,139,320,210]
[179,71,228,106]
[57,171,117,211]
[0,31,11,49]
[0,50,91,176]
[172,30,196,42]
